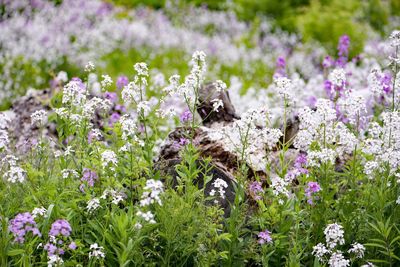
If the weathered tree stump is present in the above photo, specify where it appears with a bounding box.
[155,82,294,216]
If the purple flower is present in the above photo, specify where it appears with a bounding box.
[294,153,307,168]
[44,243,57,256]
[69,242,77,250]
[179,138,189,146]
[249,181,264,200]
[71,77,86,91]
[49,219,72,237]
[324,80,334,100]
[103,92,118,103]
[338,35,350,58]
[307,96,317,108]
[9,212,41,243]
[109,112,121,127]
[381,72,392,94]
[180,110,192,124]
[258,229,272,244]
[305,181,321,205]
[322,56,334,69]
[116,75,129,90]
[115,104,127,113]
[336,35,350,67]
[80,168,98,189]
[274,56,286,77]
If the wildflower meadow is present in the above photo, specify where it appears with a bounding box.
[1,0,400,266]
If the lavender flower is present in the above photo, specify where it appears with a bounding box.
[323,56,334,69]
[9,212,41,243]
[116,75,129,90]
[258,229,272,244]
[103,92,118,103]
[337,35,350,67]
[49,219,72,237]
[180,110,193,123]
[109,112,121,127]
[249,181,264,200]
[274,56,286,77]
[305,181,322,204]
[80,168,98,191]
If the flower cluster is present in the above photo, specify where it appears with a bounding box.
[44,219,76,263]
[249,181,264,201]
[313,223,367,266]
[89,243,105,259]
[209,178,229,203]
[80,168,98,192]
[140,179,164,207]
[9,212,41,243]
[258,229,273,245]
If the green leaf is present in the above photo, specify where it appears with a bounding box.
[7,249,25,256]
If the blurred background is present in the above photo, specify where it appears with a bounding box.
[0,0,399,109]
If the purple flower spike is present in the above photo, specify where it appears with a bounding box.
[180,110,193,124]
[305,181,322,205]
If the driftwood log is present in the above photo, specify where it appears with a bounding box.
[156,82,301,216]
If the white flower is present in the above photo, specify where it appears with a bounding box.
[329,68,346,87]
[134,62,149,76]
[211,99,224,112]
[47,255,64,267]
[32,207,47,219]
[53,108,68,119]
[209,178,228,200]
[389,30,400,47]
[64,146,74,157]
[364,161,380,176]
[0,130,9,150]
[136,210,156,223]
[308,149,337,167]
[214,80,227,92]
[348,243,365,259]
[85,61,95,72]
[119,115,137,141]
[101,189,125,205]
[270,175,290,202]
[328,251,350,267]
[5,166,26,183]
[324,223,345,249]
[83,97,111,119]
[101,75,113,88]
[62,80,86,107]
[312,243,330,262]
[61,169,79,179]
[121,82,140,104]
[87,198,101,213]
[101,150,118,170]
[274,76,295,105]
[89,129,103,142]
[56,71,68,82]
[140,179,164,206]
[260,128,282,149]
[31,110,47,127]
[137,101,151,115]
[89,243,105,259]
